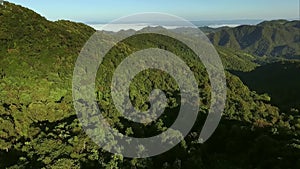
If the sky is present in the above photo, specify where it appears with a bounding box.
[8,0,300,23]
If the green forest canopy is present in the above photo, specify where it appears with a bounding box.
[0,2,299,169]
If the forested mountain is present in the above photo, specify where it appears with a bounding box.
[199,26,230,34]
[209,20,300,58]
[0,2,299,169]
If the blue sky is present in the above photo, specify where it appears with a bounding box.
[9,0,300,22]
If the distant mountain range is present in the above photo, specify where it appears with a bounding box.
[208,20,300,58]
[91,19,300,59]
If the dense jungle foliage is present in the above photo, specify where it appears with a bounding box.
[0,2,299,169]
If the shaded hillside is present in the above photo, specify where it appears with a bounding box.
[232,60,300,113]
[209,20,300,58]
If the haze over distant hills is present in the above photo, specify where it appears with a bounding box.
[87,19,262,32]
